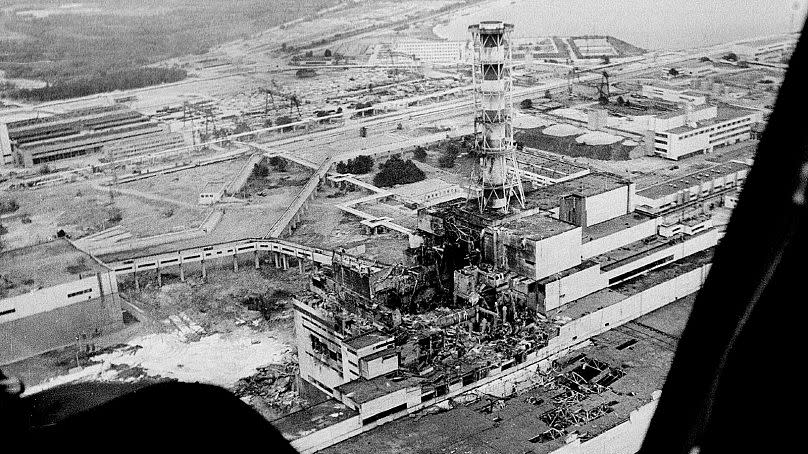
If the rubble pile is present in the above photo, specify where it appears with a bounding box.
[233,363,303,413]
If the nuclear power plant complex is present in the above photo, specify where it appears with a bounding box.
[0,1,798,453]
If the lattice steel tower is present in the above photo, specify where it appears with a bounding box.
[469,21,525,213]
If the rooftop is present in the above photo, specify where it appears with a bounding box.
[550,247,713,320]
[390,179,459,201]
[666,105,756,134]
[501,213,578,241]
[738,36,796,48]
[516,150,590,180]
[524,172,629,211]
[272,398,357,441]
[337,374,423,405]
[6,104,131,131]
[704,142,757,164]
[582,212,653,243]
[591,228,714,272]
[344,331,392,350]
[636,161,749,200]
[655,103,714,120]
[201,181,228,192]
[536,259,599,285]
[611,248,714,296]
[0,240,108,299]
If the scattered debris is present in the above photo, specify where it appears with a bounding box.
[233,362,305,415]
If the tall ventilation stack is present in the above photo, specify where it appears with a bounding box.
[469,21,525,213]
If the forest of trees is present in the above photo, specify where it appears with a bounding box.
[0,0,336,101]
[4,67,188,102]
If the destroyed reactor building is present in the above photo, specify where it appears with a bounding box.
[288,21,740,453]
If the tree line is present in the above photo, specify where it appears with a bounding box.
[4,67,187,102]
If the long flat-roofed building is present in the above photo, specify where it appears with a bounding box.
[393,39,468,64]
[733,36,797,63]
[651,105,759,160]
[634,160,750,215]
[641,83,707,106]
[1,104,173,168]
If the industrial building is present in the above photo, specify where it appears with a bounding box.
[198,181,228,205]
[280,23,725,453]
[640,83,707,106]
[649,105,759,160]
[393,39,468,65]
[732,36,797,63]
[0,239,123,364]
[389,179,466,208]
[102,130,185,162]
[634,160,750,215]
[0,104,178,168]
[286,164,719,451]
[544,88,760,161]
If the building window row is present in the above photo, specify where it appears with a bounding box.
[67,288,93,298]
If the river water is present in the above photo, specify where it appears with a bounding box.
[434,0,808,50]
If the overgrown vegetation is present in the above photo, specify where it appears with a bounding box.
[5,67,187,102]
[373,156,425,187]
[335,155,374,174]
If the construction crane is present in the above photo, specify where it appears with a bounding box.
[256,87,278,124]
[202,106,218,141]
[566,58,575,97]
[288,94,302,119]
[259,80,303,120]
[597,71,611,105]
[182,101,196,148]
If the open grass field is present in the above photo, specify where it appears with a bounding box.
[0,179,210,249]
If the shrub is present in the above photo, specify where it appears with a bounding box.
[107,207,123,224]
[336,155,374,174]
[0,198,19,215]
[413,146,428,162]
[253,162,270,178]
